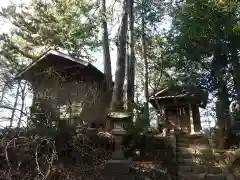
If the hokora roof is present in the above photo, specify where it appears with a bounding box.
[149,85,208,108]
[149,86,189,100]
[15,49,104,80]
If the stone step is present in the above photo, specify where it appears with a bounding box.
[177,147,213,158]
[177,144,210,151]
[177,151,215,162]
[208,166,222,174]
[179,165,223,174]
[191,165,208,173]
[177,137,208,144]
[177,139,209,145]
[179,165,192,172]
[177,142,191,148]
[177,152,193,159]
[177,147,198,154]
[178,134,205,139]
[178,173,227,180]
[233,173,240,179]
[205,174,226,180]
[178,173,206,180]
[178,158,194,165]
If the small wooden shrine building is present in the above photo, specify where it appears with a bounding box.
[16,49,110,126]
[149,86,208,134]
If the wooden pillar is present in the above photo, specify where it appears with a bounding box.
[161,107,168,136]
[154,98,164,128]
[53,77,61,122]
[162,106,166,125]
[194,106,202,132]
[189,104,195,134]
[176,108,180,130]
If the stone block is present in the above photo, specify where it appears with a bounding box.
[166,165,177,174]
[177,142,190,148]
[178,172,206,180]
[209,167,222,174]
[177,147,197,154]
[115,174,135,180]
[206,174,226,180]
[226,174,236,180]
[177,152,192,159]
[177,136,208,144]
[179,165,191,172]
[104,159,131,175]
[178,158,193,164]
[220,166,229,174]
[191,165,208,173]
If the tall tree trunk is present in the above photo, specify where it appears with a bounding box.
[215,83,230,149]
[229,41,240,102]
[141,16,150,126]
[110,0,128,110]
[102,0,113,131]
[0,83,7,106]
[126,0,135,112]
[102,0,112,90]
[17,81,27,128]
[10,80,21,127]
[212,44,230,149]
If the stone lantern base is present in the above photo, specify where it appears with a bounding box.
[103,159,135,180]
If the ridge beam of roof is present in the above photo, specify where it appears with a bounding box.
[149,93,188,100]
[149,87,169,99]
[15,49,90,79]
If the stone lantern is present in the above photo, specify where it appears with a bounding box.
[108,111,132,159]
[104,111,134,180]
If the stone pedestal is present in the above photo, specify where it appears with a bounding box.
[104,159,135,180]
[111,130,126,160]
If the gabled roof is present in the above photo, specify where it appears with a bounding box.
[15,49,104,80]
[149,84,208,108]
[149,86,189,100]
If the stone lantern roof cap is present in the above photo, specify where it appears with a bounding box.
[107,111,132,121]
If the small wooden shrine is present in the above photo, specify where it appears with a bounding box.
[149,86,208,134]
[16,49,110,126]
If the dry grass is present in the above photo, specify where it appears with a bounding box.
[0,127,113,180]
